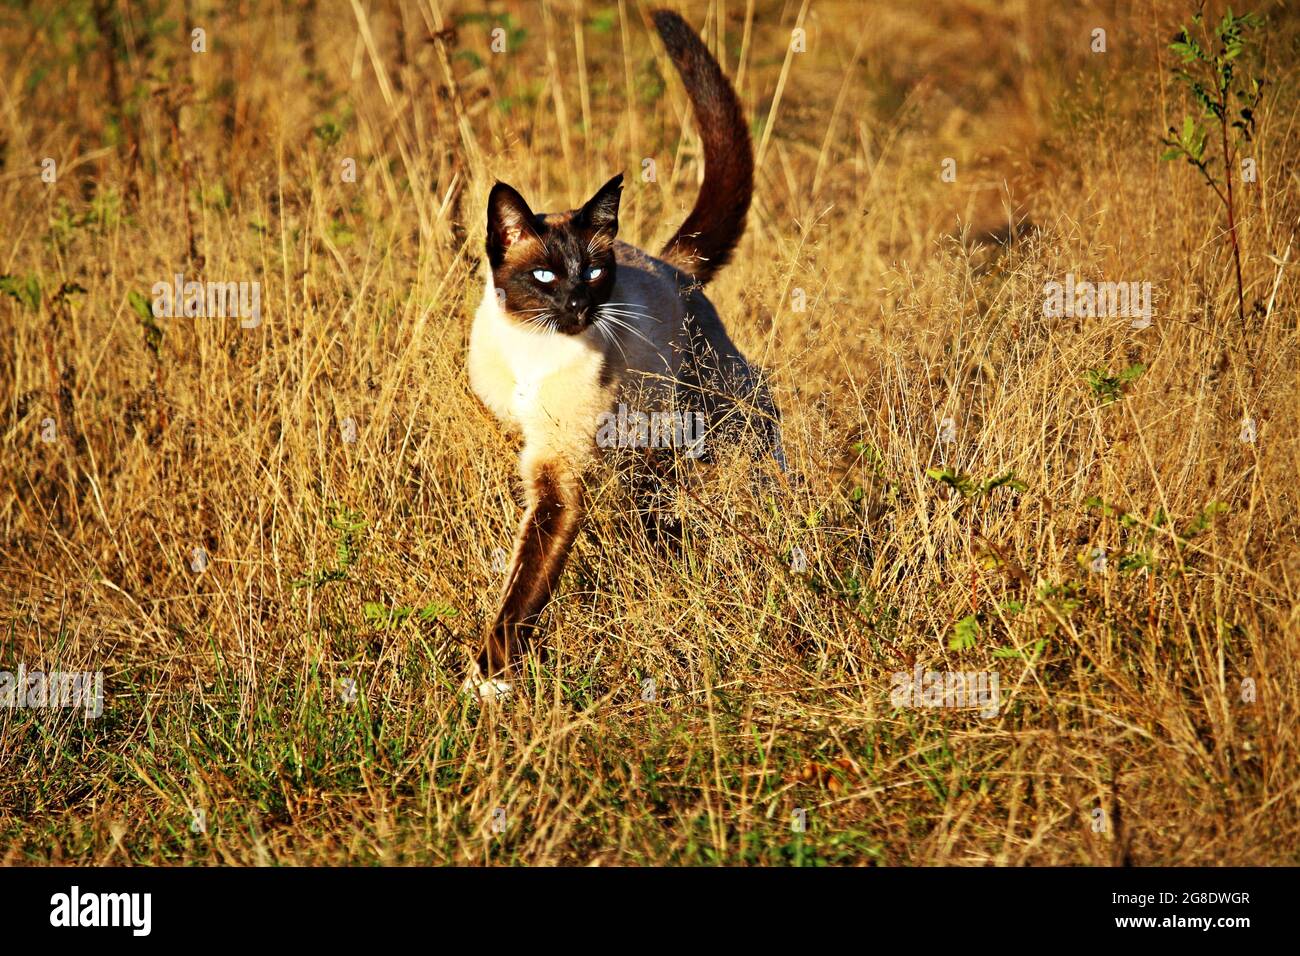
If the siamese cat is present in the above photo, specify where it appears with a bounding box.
[465,9,783,698]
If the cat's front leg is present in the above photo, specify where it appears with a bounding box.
[476,452,586,686]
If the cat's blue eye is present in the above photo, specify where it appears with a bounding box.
[533,269,556,283]
[583,266,603,281]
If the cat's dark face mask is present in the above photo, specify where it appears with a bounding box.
[485,174,622,336]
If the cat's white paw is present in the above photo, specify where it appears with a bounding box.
[461,671,513,703]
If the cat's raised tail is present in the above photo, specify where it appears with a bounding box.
[652,9,753,286]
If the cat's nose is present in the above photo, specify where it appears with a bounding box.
[567,293,587,312]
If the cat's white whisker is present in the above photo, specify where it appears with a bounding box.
[601,313,658,330]
[593,318,631,362]
[522,310,560,336]
[595,310,656,349]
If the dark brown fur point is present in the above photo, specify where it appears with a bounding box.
[652,9,754,285]
[480,464,585,675]
[485,175,622,335]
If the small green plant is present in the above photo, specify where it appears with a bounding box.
[851,441,902,504]
[127,289,163,358]
[928,469,1027,640]
[949,613,980,651]
[1037,581,1083,618]
[991,600,1046,661]
[1160,5,1266,329]
[951,601,1039,655]
[587,9,617,33]
[0,274,41,312]
[312,117,344,147]
[1180,500,1230,544]
[293,507,367,589]
[1084,495,1229,575]
[926,468,1026,501]
[1085,362,1145,405]
[362,600,458,629]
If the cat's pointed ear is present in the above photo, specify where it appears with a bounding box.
[487,182,539,264]
[579,173,623,233]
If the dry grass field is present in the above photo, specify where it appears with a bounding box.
[2,0,1298,865]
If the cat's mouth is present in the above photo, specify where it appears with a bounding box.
[556,309,592,334]
[510,308,591,336]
